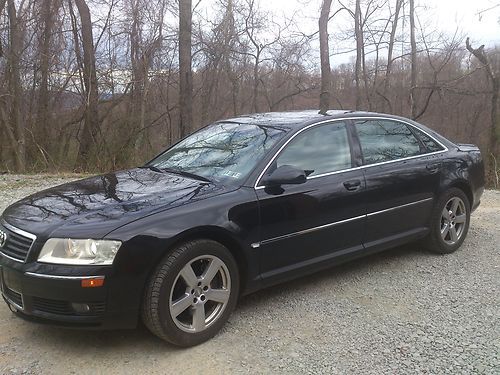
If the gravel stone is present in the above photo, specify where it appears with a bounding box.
[0,174,499,374]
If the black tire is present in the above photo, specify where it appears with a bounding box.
[423,188,471,254]
[142,239,239,346]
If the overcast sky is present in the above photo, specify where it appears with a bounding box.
[430,0,500,43]
[255,0,500,64]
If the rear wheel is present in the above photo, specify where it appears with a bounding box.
[142,239,239,346]
[424,188,470,254]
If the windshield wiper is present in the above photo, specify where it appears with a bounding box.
[139,165,212,182]
[162,168,212,183]
[141,165,211,183]
[140,165,164,173]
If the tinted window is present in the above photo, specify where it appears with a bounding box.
[274,122,351,176]
[150,122,287,185]
[412,128,444,152]
[354,120,423,165]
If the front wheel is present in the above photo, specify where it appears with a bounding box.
[424,188,470,254]
[142,239,239,346]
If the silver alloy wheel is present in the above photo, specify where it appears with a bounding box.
[169,255,231,333]
[440,196,467,245]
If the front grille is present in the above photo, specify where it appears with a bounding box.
[4,287,23,308]
[0,223,35,262]
[32,297,105,316]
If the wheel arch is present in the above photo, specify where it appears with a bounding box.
[446,179,473,208]
[162,226,250,294]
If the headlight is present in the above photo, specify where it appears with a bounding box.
[38,239,121,265]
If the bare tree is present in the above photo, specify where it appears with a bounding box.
[3,0,25,171]
[196,0,238,122]
[319,0,333,114]
[127,0,166,155]
[380,0,403,112]
[0,0,497,188]
[0,0,6,57]
[354,0,362,109]
[179,0,193,138]
[466,37,499,186]
[409,0,417,119]
[34,0,57,163]
[72,0,100,169]
[239,0,282,113]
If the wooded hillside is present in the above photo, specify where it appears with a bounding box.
[0,0,498,185]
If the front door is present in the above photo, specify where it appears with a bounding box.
[255,121,366,283]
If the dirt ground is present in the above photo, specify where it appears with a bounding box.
[0,175,499,374]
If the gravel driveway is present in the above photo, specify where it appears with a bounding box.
[0,174,499,374]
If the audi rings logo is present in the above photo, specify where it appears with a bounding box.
[0,230,7,248]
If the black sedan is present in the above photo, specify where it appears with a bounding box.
[0,110,484,346]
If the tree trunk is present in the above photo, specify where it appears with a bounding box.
[383,0,403,113]
[361,34,371,110]
[74,0,99,169]
[354,0,362,110]
[129,2,145,158]
[179,0,193,138]
[34,0,55,162]
[409,0,418,119]
[0,0,6,57]
[319,0,332,114]
[252,50,260,112]
[490,82,500,185]
[466,37,500,186]
[1,0,12,169]
[223,0,238,116]
[6,0,25,171]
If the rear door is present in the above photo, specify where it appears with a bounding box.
[255,121,366,283]
[352,118,444,247]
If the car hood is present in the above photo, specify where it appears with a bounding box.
[2,168,228,239]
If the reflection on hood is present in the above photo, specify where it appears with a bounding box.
[2,168,226,238]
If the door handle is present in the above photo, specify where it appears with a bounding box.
[343,179,361,191]
[426,163,440,173]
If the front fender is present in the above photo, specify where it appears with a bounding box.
[105,187,261,300]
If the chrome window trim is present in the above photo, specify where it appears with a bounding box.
[255,197,433,246]
[254,116,448,190]
[24,272,105,281]
[0,220,37,263]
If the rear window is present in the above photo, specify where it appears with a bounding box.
[354,120,423,165]
[412,128,444,152]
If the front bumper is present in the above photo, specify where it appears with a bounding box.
[0,254,139,330]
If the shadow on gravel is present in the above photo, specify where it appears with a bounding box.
[238,243,426,310]
[20,243,426,350]
[30,322,177,352]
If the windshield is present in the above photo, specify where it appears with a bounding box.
[148,122,288,185]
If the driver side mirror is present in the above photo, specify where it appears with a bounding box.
[261,165,307,187]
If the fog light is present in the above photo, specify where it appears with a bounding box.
[71,303,90,313]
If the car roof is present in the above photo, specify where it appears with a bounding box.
[220,109,453,149]
[220,110,404,128]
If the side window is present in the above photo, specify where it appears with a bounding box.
[354,120,423,165]
[412,127,444,152]
[274,122,351,177]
